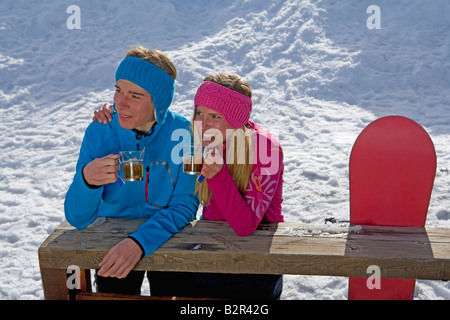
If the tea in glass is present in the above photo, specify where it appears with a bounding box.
[119,149,145,182]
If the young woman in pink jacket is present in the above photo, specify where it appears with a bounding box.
[94,72,284,299]
[192,72,284,234]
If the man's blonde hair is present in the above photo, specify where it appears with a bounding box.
[125,45,177,80]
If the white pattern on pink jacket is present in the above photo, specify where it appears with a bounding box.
[202,121,284,236]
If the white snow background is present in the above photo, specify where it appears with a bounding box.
[0,0,449,300]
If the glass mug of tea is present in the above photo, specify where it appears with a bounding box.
[182,144,203,176]
[118,148,145,182]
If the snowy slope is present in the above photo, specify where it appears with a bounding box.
[0,0,449,299]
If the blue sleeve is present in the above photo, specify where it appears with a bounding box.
[129,164,199,257]
[64,170,104,229]
[64,123,104,229]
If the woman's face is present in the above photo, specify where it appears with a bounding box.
[114,79,156,133]
[194,105,235,147]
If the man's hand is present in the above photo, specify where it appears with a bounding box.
[83,154,120,187]
[97,238,143,279]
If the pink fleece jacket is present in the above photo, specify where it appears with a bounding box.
[202,121,284,236]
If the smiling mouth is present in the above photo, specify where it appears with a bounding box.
[119,114,132,119]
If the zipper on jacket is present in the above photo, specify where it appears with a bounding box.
[134,130,142,151]
[145,166,150,203]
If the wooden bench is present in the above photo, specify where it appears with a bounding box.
[38,217,450,300]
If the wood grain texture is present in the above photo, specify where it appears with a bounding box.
[39,218,450,281]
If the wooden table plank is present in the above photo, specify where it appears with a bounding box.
[38,218,450,281]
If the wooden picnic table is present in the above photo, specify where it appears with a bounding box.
[38,217,450,300]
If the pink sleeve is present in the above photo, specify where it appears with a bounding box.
[206,148,283,236]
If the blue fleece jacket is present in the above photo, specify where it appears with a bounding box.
[64,111,198,257]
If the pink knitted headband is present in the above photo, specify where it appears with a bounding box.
[194,81,253,129]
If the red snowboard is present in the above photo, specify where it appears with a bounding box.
[348,116,436,300]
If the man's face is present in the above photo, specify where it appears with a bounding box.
[114,79,156,133]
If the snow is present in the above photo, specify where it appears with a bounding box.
[0,0,449,300]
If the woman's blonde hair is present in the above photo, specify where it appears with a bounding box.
[194,72,254,206]
[125,45,177,80]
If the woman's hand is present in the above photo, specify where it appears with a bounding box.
[93,103,115,124]
[201,148,224,180]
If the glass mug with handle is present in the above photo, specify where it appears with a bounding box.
[116,148,145,186]
[182,144,217,183]
[183,144,203,176]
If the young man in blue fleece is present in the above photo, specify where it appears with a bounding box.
[64,46,198,295]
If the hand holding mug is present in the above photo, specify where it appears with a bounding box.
[83,154,120,187]
[200,148,223,180]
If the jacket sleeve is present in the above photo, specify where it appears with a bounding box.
[64,124,105,229]
[128,167,199,257]
[64,169,104,229]
[206,147,283,236]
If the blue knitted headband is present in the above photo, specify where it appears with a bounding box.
[115,56,175,124]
